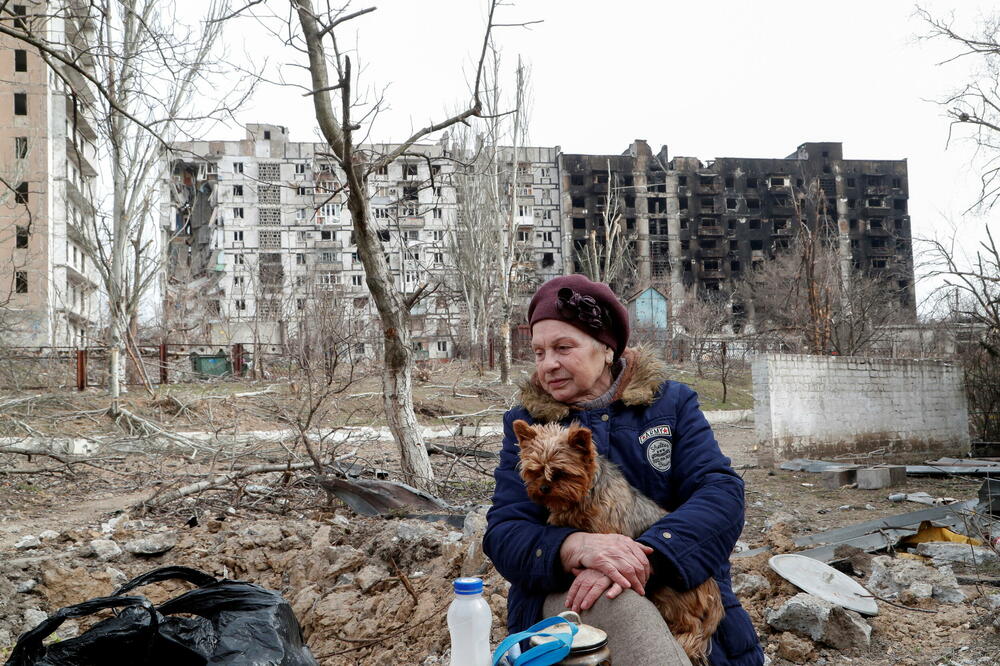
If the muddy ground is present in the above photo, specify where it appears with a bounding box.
[0,363,996,665]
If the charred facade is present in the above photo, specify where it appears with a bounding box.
[559,141,915,317]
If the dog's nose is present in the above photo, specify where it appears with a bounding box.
[540,485,551,495]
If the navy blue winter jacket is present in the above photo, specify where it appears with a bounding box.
[484,347,764,666]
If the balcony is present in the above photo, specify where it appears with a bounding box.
[315,239,342,249]
[697,225,724,237]
[699,246,727,259]
[700,269,726,280]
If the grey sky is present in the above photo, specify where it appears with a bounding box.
[202,0,996,310]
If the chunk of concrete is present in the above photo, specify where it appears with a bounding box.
[124,532,177,556]
[733,573,772,598]
[88,539,122,562]
[915,542,1000,567]
[856,465,906,489]
[821,468,858,489]
[868,554,965,603]
[14,535,41,550]
[765,593,871,650]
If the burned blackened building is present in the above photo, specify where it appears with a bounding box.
[559,140,915,319]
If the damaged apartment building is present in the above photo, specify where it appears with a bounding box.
[162,125,561,356]
[162,125,913,358]
[0,1,102,347]
[559,140,916,323]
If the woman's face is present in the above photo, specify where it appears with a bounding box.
[531,319,612,404]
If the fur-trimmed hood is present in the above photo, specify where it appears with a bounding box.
[518,346,669,423]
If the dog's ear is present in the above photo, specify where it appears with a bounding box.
[512,419,537,445]
[566,426,593,452]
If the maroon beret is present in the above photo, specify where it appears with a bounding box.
[527,275,630,358]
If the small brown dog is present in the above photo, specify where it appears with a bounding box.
[513,419,724,663]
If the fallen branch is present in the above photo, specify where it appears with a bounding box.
[135,461,316,510]
[427,442,498,459]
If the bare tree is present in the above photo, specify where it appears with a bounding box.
[918,6,1000,211]
[286,0,507,488]
[579,160,636,291]
[738,178,905,356]
[1,1,250,412]
[674,295,730,378]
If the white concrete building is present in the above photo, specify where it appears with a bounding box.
[0,1,101,348]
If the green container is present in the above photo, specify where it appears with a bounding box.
[190,351,232,377]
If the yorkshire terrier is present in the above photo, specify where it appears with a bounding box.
[513,419,724,663]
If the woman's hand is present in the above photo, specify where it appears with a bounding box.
[565,568,623,612]
[559,532,653,596]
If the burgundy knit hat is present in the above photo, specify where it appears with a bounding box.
[527,275,630,359]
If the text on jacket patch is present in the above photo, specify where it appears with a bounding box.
[639,425,673,472]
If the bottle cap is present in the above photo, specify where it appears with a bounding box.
[453,577,483,595]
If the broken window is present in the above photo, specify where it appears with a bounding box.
[15,182,28,204]
[730,260,741,272]
[233,162,243,174]
[679,197,688,210]
[571,174,584,186]
[233,207,244,218]
[701,239,718,249]
[681,240,690,251]
[749,219,760,230]
[257,162,280,181]
[14,49,26,72]
[573,218,586,230]
[680,218,688,230]
[725,198,737,210]
[233,275,244,287]
[296,253,305,265]
[870,218,884,229]
[625,195,636,208]
[235,299,246,311]
[725,175,734,188]
[847,199,856,209]
[893,199,906,211]
[376,164,388,176]
[866,174,884,187]
[263,130,271,140]
[542,252,554,268]
[871,258,887,268]
[234,253,245,265]
[894,218,904,231]
[626,218,635,231]
[891,177,901,188]
[846,177,856,188]
[773,218,787,230]
[321,230,334,240]
[13,92,26,115]
[745,177,757,189]
[233,184,243,196]
[14,136,27,158]
[571,196,585,208]
[822,165,831,174]
[15,226,28,248]
[750,239,763,250]
[871,237,888,248]
[699,175,715,187]
[850,239,860,249]
[403,163,418,179]
[769,176,785,188]
[704,259,720,271]
[747,199,760,210]
[678,175,687,187]
[849,219,858,230]
[774,238,789,250]
[700,197,713,210]
[14,270,27,293]
[377,230,390,242]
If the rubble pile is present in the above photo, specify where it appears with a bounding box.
[0,509,503,665]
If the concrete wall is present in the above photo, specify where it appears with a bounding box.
[753,354,970,465]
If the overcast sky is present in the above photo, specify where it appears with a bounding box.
[202,0,998,311]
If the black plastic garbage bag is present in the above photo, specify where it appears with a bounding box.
[5,566,318,666]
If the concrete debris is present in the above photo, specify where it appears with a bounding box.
[765,593,871,650]
[38,530,60,541]
[733,573,772,599]
[355,563,391,593]
[868,555,965,604]
[123,532,178,556]
[460,507,488,576]
[764,511,798,530]
[14,535,41,550]
[87,539,122,562]
[22,608,48,632]
[914,542,999,567]
[898,581,933,604]
[16,579,36,593]
[776,631,815,664]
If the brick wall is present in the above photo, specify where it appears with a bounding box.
[752,354,970,465]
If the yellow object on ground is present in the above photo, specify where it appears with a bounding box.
[897,521,983,547]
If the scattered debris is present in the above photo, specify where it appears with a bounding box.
[765,593,872,650]
[867,555,965,604]
[769,554,878,615]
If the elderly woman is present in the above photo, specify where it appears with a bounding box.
[484,275,763,665]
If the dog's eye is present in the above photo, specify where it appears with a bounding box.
[549,470,562,482]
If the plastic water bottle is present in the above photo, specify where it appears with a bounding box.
[447,577,492,666]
